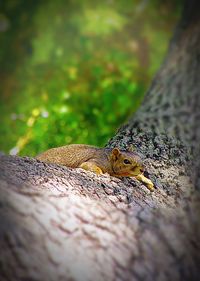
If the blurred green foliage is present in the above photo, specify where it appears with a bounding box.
[0,0,181,156]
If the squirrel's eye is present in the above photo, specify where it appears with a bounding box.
[124,159,131,165]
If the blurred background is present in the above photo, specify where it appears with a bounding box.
[0,0,182,156]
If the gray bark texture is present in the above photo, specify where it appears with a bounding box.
[0,1,200,281]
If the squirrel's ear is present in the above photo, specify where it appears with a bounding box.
[127,144,135,152]
[111,148,121,159]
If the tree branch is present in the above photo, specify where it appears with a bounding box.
[0,1,200,281]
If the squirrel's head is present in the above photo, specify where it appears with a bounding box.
[110,148,144,177]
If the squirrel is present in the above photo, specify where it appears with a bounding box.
[36,144,154,191]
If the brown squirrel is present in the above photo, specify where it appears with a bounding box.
[36,144,154,191]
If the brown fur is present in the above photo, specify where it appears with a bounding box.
[36,144,154,190]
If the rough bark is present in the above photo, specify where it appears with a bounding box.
[0,1,200,281]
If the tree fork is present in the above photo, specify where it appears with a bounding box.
[0,1,200,280]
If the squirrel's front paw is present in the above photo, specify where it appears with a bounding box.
[79,162,103,175]
[135,174,154,192]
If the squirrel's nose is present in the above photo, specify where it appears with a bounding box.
[140,168,144,173]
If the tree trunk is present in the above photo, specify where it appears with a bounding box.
[0,1,200,281]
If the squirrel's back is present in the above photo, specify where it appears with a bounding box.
[36,144,102,167]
